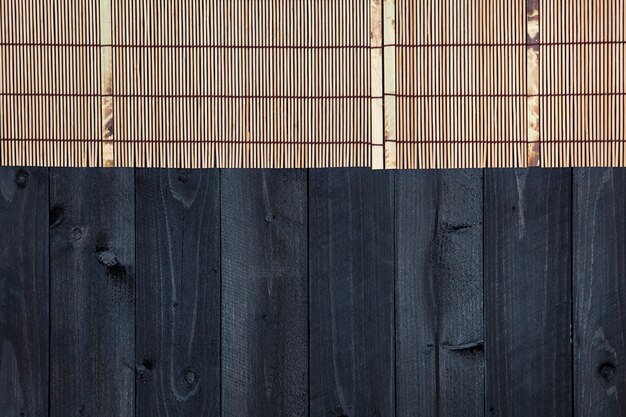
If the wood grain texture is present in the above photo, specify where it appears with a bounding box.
[0,168,49,417]
[395,170,484,417]
[484,168,572,417]
[135,169,221,417]
[221,170,308,417]
[49,169,135,417]
[309,169,395,417]
[6,166,626,417]
[574,169,626,417]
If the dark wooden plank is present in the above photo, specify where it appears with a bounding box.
[485,168,572,417]
[0,168,49,416]
[49,168,135,417]
[574,168,626,417]
[135,169,221,417]
[395,170,484,417]
[309,169,394,417]
[221,170,308,417]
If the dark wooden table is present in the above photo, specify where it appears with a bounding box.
[0,168,623,417]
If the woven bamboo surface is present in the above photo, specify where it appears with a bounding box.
[0,1,624,168]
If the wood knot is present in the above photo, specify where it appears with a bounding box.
[332,406,348,417]
[183,367,200,385]
[14,169,29,188]
[136,358,155,380]
[141,358,155,370]
[177,169,191,183]
[441,340,484,356]
[441,222,474,232]
[95,247,129,288]
[265,213,275,223]
[95,248,119,267]
[49,205,65,228]
[598,362,616,381]
[70,227,83,241]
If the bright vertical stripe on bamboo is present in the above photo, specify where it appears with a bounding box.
[382,0,397,169]
[112,0,372,168]
[393,0,528,168]
[540,0,626,167]
[371,0,384,169]
[527,0,540,166]
[0,1,102,166]
[102,0,114,166]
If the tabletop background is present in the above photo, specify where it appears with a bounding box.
[0,167,623,417]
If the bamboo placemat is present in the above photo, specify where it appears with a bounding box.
[539,0,625,167]
[1,1,624,168]
[1,1,373,168]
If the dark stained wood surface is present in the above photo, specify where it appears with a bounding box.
[0,168,625,417]
[574,169,626,417]
[309,169,395,417]
[0,168,48,417]
[395,170,484,417]
[49,169,135,417]
[136,169,221,417]
[221,170,308,417]
[484,168,573,417]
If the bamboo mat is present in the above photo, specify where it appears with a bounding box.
[0,1,624,168]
